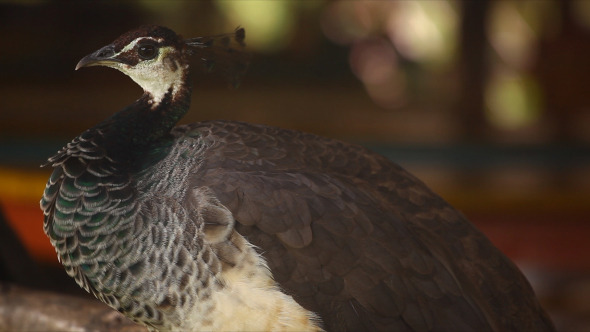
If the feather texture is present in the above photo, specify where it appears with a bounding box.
[179,120,554,331]
[42,25,553,332]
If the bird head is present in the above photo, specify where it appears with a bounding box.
[76,25,248,104]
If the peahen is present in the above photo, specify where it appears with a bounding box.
[41,25,554,331]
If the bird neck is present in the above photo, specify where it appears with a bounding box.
[101,77,192,164]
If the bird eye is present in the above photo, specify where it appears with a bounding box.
[138,43,158,60]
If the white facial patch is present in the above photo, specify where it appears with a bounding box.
[114,37,186,107]
[116,37,159,56]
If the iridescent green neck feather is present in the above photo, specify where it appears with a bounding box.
[98,80,191,165]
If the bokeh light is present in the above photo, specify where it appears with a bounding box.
[485,68,541,130]
[572,0,590,31]
[320,0,384,45]
[487,1,537,70]
[349,38,405,109]
[386,1,457,66]
[214,0,298,53]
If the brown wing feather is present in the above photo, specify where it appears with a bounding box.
[174,120,553,331]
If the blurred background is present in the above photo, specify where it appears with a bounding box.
[0,0,589,330]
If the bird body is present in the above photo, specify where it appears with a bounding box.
[41,25,553,331]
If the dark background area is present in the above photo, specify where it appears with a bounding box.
[0,1,589,330]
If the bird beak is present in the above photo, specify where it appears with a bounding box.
[76,44,125,70]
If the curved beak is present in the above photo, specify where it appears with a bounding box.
[75,44,125,70]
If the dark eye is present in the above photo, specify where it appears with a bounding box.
[138,43,157,60]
